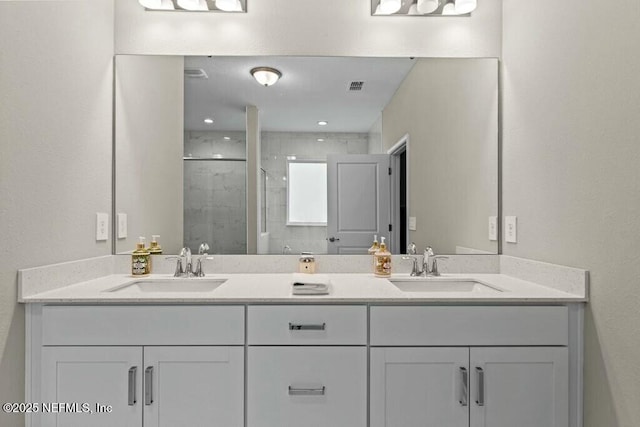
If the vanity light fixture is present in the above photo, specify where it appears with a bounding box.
[138,0,246,12]
[250,67,282,87]
[317,121,328,126]
[204,118,214,124]
[372,0,476,15]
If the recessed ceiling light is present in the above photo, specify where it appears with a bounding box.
[317,121,328,126]
[204,118,214,124]
[223,136,231,140]
[317,138,325,142]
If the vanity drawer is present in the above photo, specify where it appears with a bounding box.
[370,306,568,346]
[247,305,367,345]
[41,305,244,345]
[247,346,367,427]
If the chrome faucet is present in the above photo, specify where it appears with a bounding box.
[424,246,449,277]
[402,243,424,276]
[167,248,214,278]
[180,247,193,277]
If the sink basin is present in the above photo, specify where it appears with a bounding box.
[390,278,503,293]
[106,279,227,293]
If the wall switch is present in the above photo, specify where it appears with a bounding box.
[117,213,127,239]
[96,213,109,241]
[505,216,517,243]
[488,216,498,241]
[408,216,417,231]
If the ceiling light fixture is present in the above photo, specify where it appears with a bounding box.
[204,118,214,124]
[223,136,231,140]
[317,138,325,142]
[442,2,457,14]
[250,67,282,87]
[454,0,477,14]
[139,0,175,9]
[317,121,328,126]
[372,0,476,15]
[216,0,242,11]
[417,0,439,14]
[177,0,208,10]
[378,0,402,14]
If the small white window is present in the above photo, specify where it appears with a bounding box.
[287,161,327,226]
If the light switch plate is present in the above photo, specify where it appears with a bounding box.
[505,216,517,243]
[96,213,109,241]
[488,216,498,241]
[409,216,417,231]
[117,213,127,239]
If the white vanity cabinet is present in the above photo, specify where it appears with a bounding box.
[369,306,572,427]
[29,305,245,427]
[246,305,368,427]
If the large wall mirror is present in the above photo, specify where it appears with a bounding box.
[114,55,498,256]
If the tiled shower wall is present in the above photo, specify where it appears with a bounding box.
[261,132,369,254]
[183,131,247,254]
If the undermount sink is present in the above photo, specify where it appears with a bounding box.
[390,277,503,293]
[106,278,227,293]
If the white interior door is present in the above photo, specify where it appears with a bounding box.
[327,154,391,254]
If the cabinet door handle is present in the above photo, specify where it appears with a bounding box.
[475,367,485,406]
[288,386,326,396]
[289,322,326,331]
[128,367,137,406]
[459,367,468,406]
[144,366,154,405]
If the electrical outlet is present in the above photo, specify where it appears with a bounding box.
[505,216,517,243]
[488,216,497,241]
[409,216,417,231]
[117,213,127,239]
[96,213,109,241]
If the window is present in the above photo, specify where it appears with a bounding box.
[286,160,327,226]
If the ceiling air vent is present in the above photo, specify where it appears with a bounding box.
[349,81,364,91]
[184,68,209,79]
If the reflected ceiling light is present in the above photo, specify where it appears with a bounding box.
[250,67,282,87]
[454,0,477,13]
[317,138,325,142]
[139,0,175,9]
[216,0,242,11]
[417,0,439,14]
[317,121,328,126]
[442,2,457,14]
[223,136,231,140]
[177,0,208,10]
[378,0,401,14]
[204,118,214,124]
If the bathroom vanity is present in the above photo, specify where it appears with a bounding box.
[20,257,587,427]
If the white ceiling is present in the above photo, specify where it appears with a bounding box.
[184,56,416,133]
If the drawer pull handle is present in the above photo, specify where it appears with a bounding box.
[459,367,468,407]
[128,367,137,406]
[288,386,326,396]
[475,367,484,406]
[144,366,154,405]
[289,322,326,331]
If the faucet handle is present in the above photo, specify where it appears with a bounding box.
[165,256,184,277]
[194,256,214,277]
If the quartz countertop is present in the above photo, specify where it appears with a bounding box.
[19,272,586,304]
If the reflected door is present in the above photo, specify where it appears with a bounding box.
[327,154,391,254]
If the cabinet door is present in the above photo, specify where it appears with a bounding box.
[248,346,367,427]
[143,346,244,427]
[470,347,569,427]
[370,347,469,427]
[41,346,142,427]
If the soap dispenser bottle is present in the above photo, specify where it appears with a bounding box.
[148,235,163,255]
[131,236,151,276]
[374,236,392,278]
[368,235,380,255]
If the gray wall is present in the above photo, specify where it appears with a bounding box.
[382,59,499,254]
[115,55,184,255]
[261,132,369,254]
[0,1,114,426]
[184,131,247,254]
[502,1,640,426]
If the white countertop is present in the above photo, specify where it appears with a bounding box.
[19,272,586,304]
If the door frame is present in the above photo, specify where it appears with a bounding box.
[387,134,409,254]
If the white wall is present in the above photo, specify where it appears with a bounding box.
[0,1,114,426]
[382,58,499,254]
[115,55,184,255]
[114,0,502,57]
[502,1,640,426]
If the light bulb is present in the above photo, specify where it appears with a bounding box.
[417,0,439,14]
[177,0,208,10]
[442,2,457,15]
[138,0,174,9]
[216,0,242,12]
[454,0,477,14]
[378,0,402,14]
